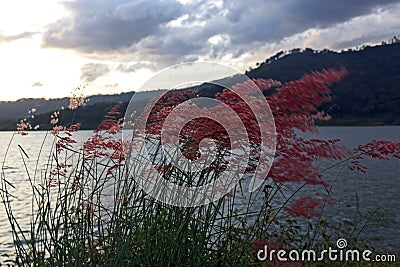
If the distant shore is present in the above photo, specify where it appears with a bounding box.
[1,120,400,132]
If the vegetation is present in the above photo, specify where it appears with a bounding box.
[246,40,400,125]
[1,39,400,130]
[1,69,400,265]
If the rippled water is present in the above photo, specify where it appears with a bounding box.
[313,127,400,252]
[0,127,399,261]
[0,131,94,263]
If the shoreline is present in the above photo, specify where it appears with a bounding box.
[1,123,400,132]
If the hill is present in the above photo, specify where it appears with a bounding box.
[0,91,137,121]
[1,38,400,130]
[0,90,165,130]
[245,40,400,125]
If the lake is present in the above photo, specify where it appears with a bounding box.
[0,126,399,262]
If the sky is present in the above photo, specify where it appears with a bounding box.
[1,0,400,101]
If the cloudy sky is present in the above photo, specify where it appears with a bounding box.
[1,0,399,101]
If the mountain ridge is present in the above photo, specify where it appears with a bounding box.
[1,38,399,130]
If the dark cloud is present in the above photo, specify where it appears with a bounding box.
[213,0,398,44]
[42,0,184,52]
[285,0,394,26]
[80,63,110,82]
[42,0,400,65]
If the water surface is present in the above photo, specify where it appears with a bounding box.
[0,127,399,261]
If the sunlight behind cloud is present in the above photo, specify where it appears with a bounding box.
[0,0,67,35]
[0,0,399,101]
[0,36,83,101]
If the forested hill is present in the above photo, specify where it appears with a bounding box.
[0,90,164,130]
[245,40,400,125]
[1,39,400,130]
